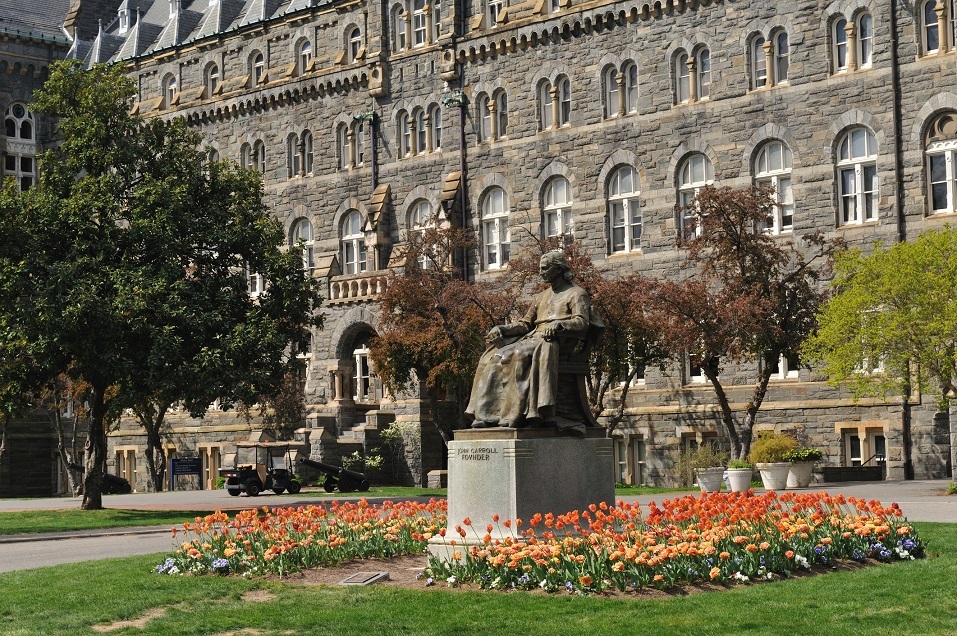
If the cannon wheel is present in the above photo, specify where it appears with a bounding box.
[358,481,370,492]
[287,481,302,494]
[323,477,338,493]
[228,489,241,497]
[247,482,261,497]
[272,487,285,495]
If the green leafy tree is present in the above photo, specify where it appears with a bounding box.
[0,61,322,507]
[650,185,840,460]
[803,227,957,475]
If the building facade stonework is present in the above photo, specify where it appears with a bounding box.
[5,0,957,491]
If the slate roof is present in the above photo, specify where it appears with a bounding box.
[0,0,73,41]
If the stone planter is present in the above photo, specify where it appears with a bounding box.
[726,468,754,492]
[756,462,790,491]
[787,462,815,489]
[695,467,725,492]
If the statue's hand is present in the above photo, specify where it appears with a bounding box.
[540,323,562,338]
[486,326,503,342]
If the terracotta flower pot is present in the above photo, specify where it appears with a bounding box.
[756,462,790,491]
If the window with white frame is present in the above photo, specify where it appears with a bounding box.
[354,121,365,166]
[926,111,957,215]
[687,353,709,384]
[557,77,571,126]
[833,17,849,72]
[678,154,714,239]
[923,0,942,54]
[604,66,620,118]
[252,140,265,173]
[675,50,691,103]
[543,176,572,238]
[696,48,711,99]
[539,81,554,130]
[341,209,367,275]
[287,133,300,178]
[768,351,801,379]
[205,63,220,95]
[3,103,36,190]
[251,52,265,85]
[622,62,638,113]
[495,90,508,137]
[302,130,313,174]
[754,140,794,234]
[206,148,220,164]
[478,93,492,141]
[774,32,789,84]
[837,127,879,225]
[481,187,510,269]
[398,111,412,156]
[412,0,427,46]
[430,104,442,150]
[290,217,315,274]
[240,143,252,169]
[348,27,362,62]
[352,336,381,402]
[415,109,427,154]
[488,0,504,26]
[751,36,768,89]
[247,265,264,296]
[433,0,441,38]
[608,166,641,253]
[298,40,313,74]
[337,124,350,169]
[409,199,434,268]
[392,5,406,52]
[163,74,177,107]
[858,13,873,67]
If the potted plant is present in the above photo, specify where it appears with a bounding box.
[784,447,823,489]
[726,459,754,492]
[689,445,729,493]
[748,431,798,491]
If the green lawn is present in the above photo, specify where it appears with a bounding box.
[1,522,954,635]
[0,509,212,535]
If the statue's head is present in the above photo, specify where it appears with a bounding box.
[540,250,575,282]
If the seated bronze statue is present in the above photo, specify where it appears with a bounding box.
[465,251,603,436]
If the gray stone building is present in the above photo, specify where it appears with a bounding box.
[5,0,957,491]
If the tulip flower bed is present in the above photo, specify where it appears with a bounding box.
[425,491,925,594]
[156,498,447,577]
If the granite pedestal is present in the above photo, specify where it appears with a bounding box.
[428,428,614,560]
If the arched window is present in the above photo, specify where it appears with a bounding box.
[252,140,266,173]
[696,48,711,99]
[290,217,315,274]
[3,103,36,190]
[604,66,620,118]
[833,17,848,72]
[415,109,427,154]
[754,140,794,234]
[409,199,434,268]
[302,130,313,174]
[495,90,508,137]
[392,5,406,52]
[337,124,350,170]
[206,148,220,164]
[341,210,367,275]
[412,0,427,46]
[429,104,442,150]
[924,1,941,54]
[858,13,873,67]
[557,77,571,126]
[539,81,554,130]
[432,0,442,38]
[674,50,690,104]
[488,0,504,26]
[774,32,789,84]
[622,62,638,114]
[240,143,252,169]
[925,112,957,215]
[608,166,641,253]
[678,154,714,239]
[751,36,768,89]
[351,335,381,402]
[298,40,313,74]
[348,27,362,63]
[543,176,572,238]
[354,121,365,166]
[251,52,265,85]
[837,127,879,225]
[398,111,412,157]
[477,93,492,141]
[481,187,509,269]
[163,74,177,107]
[205,63,220,95]
[287,133,301,178]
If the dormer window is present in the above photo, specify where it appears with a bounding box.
[118,8,131,33]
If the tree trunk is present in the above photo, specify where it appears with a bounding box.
[51,405,83,496]
[140,402,169,493]
[0,413,8,492]
[81,383,108,510]
[950,400,957,481]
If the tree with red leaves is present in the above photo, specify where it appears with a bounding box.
[651,185,840,459]
[369,222,521,444]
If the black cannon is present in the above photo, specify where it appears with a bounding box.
[299,457,370,493]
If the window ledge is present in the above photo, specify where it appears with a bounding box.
[837,219,880,230]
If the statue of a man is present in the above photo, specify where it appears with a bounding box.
[465,250,599,436]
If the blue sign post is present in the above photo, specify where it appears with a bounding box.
[169,457,203,491]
